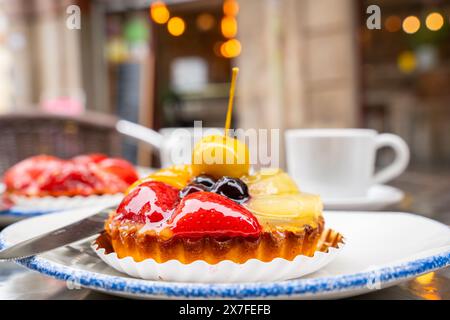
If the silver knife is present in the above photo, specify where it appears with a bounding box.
[0,207,112,261]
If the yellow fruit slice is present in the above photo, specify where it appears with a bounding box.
[126,164,193,193]
[242,168,299,196]
[191,134,250,179]
[244,193,323,230]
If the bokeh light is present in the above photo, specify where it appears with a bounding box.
[167,17,185,36]
[221,16,238,38]
[220,39,241,58]
[223,0,239,16]
[402,16,420,34]
[425,12,444,31]
[196,13,215,31]
[397,51,417,73]
[415,272,435,285]
[150,1,170,24]
[385,15,402,32]
[107,38,128,63]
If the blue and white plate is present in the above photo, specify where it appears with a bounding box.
[0,208,449,299]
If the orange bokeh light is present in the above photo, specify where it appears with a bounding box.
[385,15,401,32]
[221,16,238,38]
[220,39,241,58]
[223,0,239,16]
[150,1,170,24]
[196,13,215,31]
[402,16,420,34]
[425,12,444,31]
[167,17,185,36]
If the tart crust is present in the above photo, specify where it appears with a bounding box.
[102,214,325,264]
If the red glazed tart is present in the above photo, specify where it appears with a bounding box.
[3,154,138,197]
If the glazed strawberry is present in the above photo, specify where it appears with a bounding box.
[3,155,62,194]
[38,162,100,196]
[169,191,262,239]
[115,181,179,224]
[98,158,138,185]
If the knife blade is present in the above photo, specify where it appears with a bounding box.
[0,207,112,261]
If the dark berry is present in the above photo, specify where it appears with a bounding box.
[179,183,208,199]
[192,175,216,189]
[212,177,249,204]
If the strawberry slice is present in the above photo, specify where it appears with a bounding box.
[37,162,97,196]
[169,192,262,239]
[3,155,62,194]
[115,181,179,224]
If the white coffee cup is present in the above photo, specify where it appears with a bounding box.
[285,129,410,199]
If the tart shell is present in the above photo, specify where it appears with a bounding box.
[93,226,343,282]
[103,215,325,264]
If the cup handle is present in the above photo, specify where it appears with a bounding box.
[116,120,163,149]
[373,133,410,184]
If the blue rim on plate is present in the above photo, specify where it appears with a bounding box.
[0,236,449,298]
[0,208,57,217]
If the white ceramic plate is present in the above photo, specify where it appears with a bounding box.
[323,185,404,211]
[0,208,448,299]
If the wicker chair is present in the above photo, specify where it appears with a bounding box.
[0,111,121,175]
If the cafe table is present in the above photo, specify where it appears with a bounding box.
[0,170,449,300]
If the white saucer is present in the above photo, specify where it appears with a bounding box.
[323,185,404,211]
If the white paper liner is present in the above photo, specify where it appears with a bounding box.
[10,194,123,211]
[91,241,344,283]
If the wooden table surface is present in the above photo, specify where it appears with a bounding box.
[0,170,448,300]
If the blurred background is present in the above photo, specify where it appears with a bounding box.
[0,0,449,172]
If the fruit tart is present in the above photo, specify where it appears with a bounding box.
[102,144,330,264]
[103,168,326,264]
[97,68,342,271]
[3,154,138,197]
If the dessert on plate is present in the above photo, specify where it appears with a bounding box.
[98,68,342,265]
[103,166,326,264]
[3,153,138,197]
